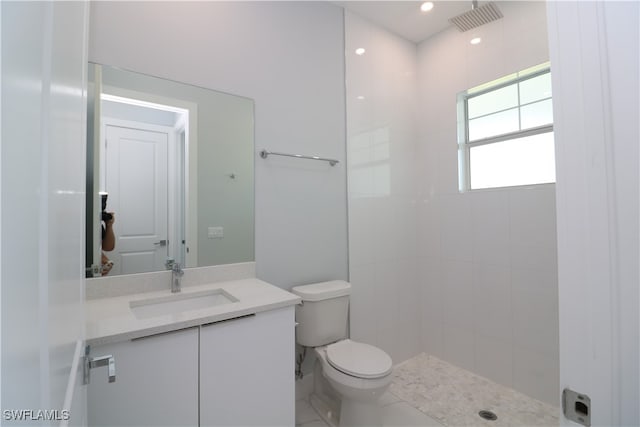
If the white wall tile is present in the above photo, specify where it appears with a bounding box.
[347,198,378,267]
[513,345,560,406]
[439,195,473,261]
[511,267,559,358]
[349,265,378,346]
[394,260,423,362]
[471,191,510,266]
[442,260,475,329]
[436,141,461,196]
[420,256,445,359]
[422,320,445,361]
[472,263,512,342]
[509,186,558,253]
[420,258,444,324]
[418,198,441,259]
[346,11,422,365]
[371,260,397,354]
[474,333,514,388]
[443,324,475,372]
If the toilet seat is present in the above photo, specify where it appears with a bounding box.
[326,339,392,379]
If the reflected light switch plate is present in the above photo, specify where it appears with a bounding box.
[208,226,224,239]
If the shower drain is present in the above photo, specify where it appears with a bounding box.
[478,410,498,421]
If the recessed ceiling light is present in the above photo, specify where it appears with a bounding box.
[420,2,434,12]
[355,48,366,55]
[470,37,482,45]
[357,95,365,100]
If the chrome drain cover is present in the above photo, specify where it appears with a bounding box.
[479,410,498,421]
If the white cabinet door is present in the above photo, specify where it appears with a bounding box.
[200,307,296,427]
[87,327,199,427]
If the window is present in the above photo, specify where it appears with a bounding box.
[457,63,555,191]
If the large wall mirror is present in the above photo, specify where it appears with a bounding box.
[86,64,255,277]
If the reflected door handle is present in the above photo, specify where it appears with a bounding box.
[154,240,167,247]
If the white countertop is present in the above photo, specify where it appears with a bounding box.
[86,278,301,346]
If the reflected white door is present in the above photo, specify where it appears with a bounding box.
[104,121,169,274]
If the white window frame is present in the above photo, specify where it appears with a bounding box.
[457,64,554,191]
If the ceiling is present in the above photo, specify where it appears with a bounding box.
[334,1,476,44]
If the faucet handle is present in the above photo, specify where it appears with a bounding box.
[172,262,184,275]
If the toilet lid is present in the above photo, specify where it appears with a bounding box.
[326,339,392,379]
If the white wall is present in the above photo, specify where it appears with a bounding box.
[345,11,421,364]
[1,1,88,423]
[89,1,348,289]
[416,2,558,405]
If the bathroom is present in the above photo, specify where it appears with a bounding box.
[1,1,638,427]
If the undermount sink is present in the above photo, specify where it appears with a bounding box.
[130,289,238,319]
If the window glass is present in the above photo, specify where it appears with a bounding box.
[469,132,556,189]
[467,85,518,119]
[520,99,554,129]
[519,73,552,104]
[468,108,519,141]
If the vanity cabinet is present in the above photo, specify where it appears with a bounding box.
[87,306,295,427]
[87,327,199,427]
[200,307,295,426]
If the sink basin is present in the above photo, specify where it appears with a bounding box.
[130,289,238,319]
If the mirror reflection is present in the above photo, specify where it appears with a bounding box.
[86,64,255,277]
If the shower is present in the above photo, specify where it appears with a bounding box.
[448,0,503,32]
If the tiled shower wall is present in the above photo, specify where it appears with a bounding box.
[345,11,422,365]
[416,2,558,405]
[346,1,559,406]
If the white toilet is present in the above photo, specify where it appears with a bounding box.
[291,280,393,427]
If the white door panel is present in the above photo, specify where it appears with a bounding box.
[104,122,169,274]
[1,0,88,423]
[548,1,639,425]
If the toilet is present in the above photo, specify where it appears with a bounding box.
[291,280,393,427]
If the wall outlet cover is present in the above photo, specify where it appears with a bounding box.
[208,226,224,239]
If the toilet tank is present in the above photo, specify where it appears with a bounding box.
[290,280,351,347]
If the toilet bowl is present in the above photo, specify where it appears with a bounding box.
[314,340,392,426]
[291,281,393,427]
[316,338,392,396]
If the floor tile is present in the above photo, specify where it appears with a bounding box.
[296,398,322,425]
[296,353,559,427]
[383,402,443,427]
[297,420,330,427]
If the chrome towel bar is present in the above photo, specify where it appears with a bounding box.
[259,149,339,166]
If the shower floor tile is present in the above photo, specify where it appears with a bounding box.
[297,353,559,427]
[390,353,559,426]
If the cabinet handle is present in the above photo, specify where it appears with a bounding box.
[201,313,255,328]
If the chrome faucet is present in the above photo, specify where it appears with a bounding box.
[171,262,184,293]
